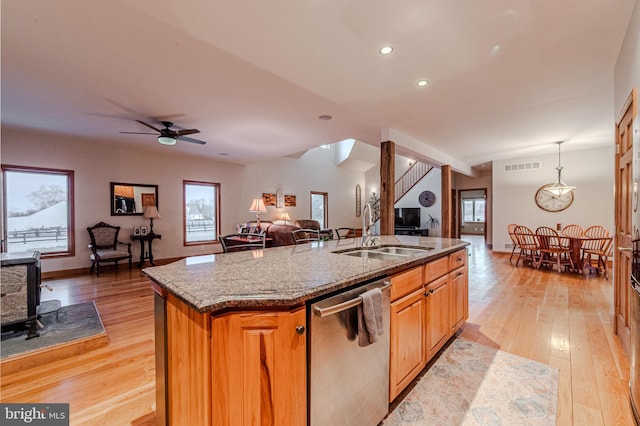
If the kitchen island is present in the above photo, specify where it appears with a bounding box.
[144,235,470,425]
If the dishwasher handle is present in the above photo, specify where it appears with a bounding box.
[313,281,391,318]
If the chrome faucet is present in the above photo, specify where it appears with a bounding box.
[361,202,379,247]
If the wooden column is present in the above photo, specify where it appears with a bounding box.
[380,141,395,235]
[441,165,452,238]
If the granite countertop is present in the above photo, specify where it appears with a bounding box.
[143,235,470,314]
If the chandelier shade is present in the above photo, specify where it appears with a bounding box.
[543,141,575,196]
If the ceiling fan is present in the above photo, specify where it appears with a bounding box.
[120,120,207,145]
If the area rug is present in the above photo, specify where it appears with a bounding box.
[384,338,559,425]
[1,301,106,360]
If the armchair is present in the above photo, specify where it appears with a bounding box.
[87,222,132,276]
[294,220,333,240]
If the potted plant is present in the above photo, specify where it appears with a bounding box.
[426,213,440,236]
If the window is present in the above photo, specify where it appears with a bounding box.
[2,165,75,257]
[462,198,485,222]
[310,191,328,228]
[183,181,220,245]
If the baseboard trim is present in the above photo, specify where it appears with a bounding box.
[42,257,186,280]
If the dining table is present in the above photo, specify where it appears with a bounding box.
[561,233,612,273]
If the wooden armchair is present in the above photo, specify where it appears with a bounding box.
[219,233,266,253]
[87,222,132,276]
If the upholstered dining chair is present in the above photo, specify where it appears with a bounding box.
[87,222,132,276]
[291,228,321,244]
[219,233,266,253]
[535,226,574,273]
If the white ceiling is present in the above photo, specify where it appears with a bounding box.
[2,0,636,174]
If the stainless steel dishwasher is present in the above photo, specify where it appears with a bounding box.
[308,278,391,426]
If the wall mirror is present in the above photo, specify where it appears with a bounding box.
[110,182,158,216]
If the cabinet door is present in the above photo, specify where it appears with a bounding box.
[426,275,450,361]
[212,308,306,426]
[450,267,468,334]
[389,287,426,401]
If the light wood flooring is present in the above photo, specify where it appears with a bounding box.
[0,236,634,425]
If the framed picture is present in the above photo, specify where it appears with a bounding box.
[133,226,141,236]
[284,194,296,207]
[262,193,276,206]
[141,226,148,236]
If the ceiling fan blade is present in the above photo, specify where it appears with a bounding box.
[175,129,200,137]
[135,120,162,133]
[120,131,158,135]
[178,135,207,145]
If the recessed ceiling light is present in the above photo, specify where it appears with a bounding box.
[379,45,394,55]
[318,114,333,121]
[417,80,429,87]
[218,152,229,156]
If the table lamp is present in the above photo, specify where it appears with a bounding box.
[249,198,267,228]
[281,211,291,225]
[143,206,161,234]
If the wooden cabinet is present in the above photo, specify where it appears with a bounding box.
[389,286,426,401]
[212,308,306,426]
[388,249,469,402]
[159,293,306,426]
[449,249,468,334]
[425,274,450,360]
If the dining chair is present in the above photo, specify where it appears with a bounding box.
[335,227,356,240]
[535,226,574,273]
[561,224,584,238]
[507,224,519,264]
[219,232,266,253]
[582,225,612,278]
[513,226,539,267]
[291,228,321,244]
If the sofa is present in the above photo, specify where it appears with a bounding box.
[237,220,333,247]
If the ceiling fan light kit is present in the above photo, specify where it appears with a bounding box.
[157,135,177,145]
[120,119,207,145]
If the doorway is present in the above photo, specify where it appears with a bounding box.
[458,189,487,243]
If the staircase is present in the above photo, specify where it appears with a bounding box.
[395,161,433,203]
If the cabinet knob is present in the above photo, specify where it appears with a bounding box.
[424,292,429,297]
[295,325,305,335]
[429,289,434,294]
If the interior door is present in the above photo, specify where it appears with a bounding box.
[614,88,637,355]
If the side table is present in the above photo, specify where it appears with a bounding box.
[130,233,162,267]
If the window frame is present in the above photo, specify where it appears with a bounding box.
[462,198,486,223]
[183,180,221,246]
[310,191,328,228]
[2,164,75,258]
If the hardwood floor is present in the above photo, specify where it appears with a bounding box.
[0,237,633,425]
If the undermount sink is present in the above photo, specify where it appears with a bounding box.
[375,246,433,255]
[340,250,409,261]
[334,245,433,261]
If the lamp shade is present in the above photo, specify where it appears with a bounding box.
[248,198,267,213]
[281,212,291,221]
[143,205,161,219]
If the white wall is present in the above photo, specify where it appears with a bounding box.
[0,128,365,272]
[614,0,640,115]
[240,146,363,229]
[394,167,442,236]
[492,146,614,252]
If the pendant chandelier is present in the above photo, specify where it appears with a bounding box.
[544,141,575,196]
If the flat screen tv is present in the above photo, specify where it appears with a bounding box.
[395,207,421,228]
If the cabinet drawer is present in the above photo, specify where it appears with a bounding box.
[390,267,423,301]
[448,249,466,271]
[426,274,448,292]
[424,256,449,283]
